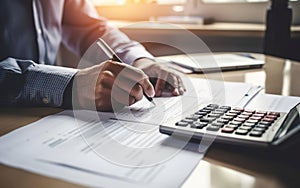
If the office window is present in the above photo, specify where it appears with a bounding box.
[91,0,299,23]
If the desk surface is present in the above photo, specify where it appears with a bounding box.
[1,54,300,188]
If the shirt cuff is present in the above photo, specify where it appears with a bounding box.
[120,45,154,65]
[18,64,78,107]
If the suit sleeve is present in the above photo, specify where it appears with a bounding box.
[0,57,77,107]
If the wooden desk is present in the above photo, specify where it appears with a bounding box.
[1,54,300,188]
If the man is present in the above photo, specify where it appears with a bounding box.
[0,0,185,111]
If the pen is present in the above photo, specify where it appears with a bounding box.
[96,38,156,106]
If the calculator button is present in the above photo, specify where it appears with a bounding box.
[225,112,238,117]
[228,110,241,115]
[241,112,253,116]
[208,113,222,118]
[201,109,212,113]
[233,117,246,122]
[256,111,267,115]
[244,109,255,113]
[245,119,259,124]
[265,115,278,120]
[211,122,225,127]
[242,122,256,127]
[252,113,265,118]
[233,107,244,112]
[239,126,252,131]
[200,117,215,123]
[221,115,234,121]
[176,121,188,127]
[249,131,263,137]
[181,118,194,124]
[215,108,230,113]
[190,122,207,129]
[229,121,242,126]
[211,111,225,115]
[217,119,229,124]
[252,127,266,132]
[207,104,219,109]
[262,118,275,123]
[226,124,239,129]
[249,116,262,121]
[186,115,201,121]
[259,121,272,126]
[268,112,280,117]
[235,129,249,135]
[255,124,269,129]
[204,107,217,111]
[206,125,220,131]
[237,115,249,119]
[221,127,235,133]
[219,106,231,110]
[195,111,207,116]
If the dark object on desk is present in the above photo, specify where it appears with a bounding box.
[264,0,300,61]
[159,103,300,148]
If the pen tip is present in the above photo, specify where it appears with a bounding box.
[151,101,156,106]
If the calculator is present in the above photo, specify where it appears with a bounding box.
[159,103,300,147]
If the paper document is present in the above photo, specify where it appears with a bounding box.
[246,93,300,112]
[0,77,262,187]
[0,110,204,187]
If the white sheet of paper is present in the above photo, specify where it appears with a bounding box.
[0,78,263,187]
[0,110,204,188]
[245,93,300,112]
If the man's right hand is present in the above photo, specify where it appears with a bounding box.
[73,60,155,111]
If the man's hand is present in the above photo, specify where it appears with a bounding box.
[133,58,185,97]
[73,60,155,111]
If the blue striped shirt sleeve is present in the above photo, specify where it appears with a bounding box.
[0,57,78,107]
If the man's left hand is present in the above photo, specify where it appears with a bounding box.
[133,58,185,97]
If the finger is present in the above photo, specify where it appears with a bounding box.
[106,61,155,98]
[94,87,113,111]
[155,69,169,97]
[119,67,155,98]
[111,98,126,111]
[111,85,140,106]
[137,77,155,98]
[177,76,185,95]
[102,60,126,76]
[106,60,147,83]
[114,76,143,101]
[128,96,136,106]
[97,70,115,89]
[166,73,180,96]
[130,84,143,102]
[155,79,165,97]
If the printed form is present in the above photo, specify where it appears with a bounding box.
[0,78,263,187]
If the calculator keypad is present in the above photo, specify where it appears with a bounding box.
[175,104,281,137]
